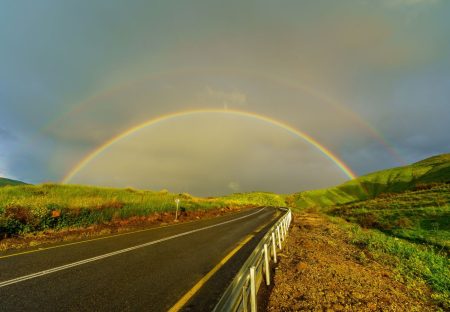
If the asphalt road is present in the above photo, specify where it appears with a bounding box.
[0,207,280,311]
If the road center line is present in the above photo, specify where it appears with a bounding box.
[0,208,266,288]
[168,211,280,312]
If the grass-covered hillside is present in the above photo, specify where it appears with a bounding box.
[288,153,450,209]
[0,177,27,187]
[318,155,450,307]
[327,182,450,308]
[329,183,450,252]
[0,183,284,236]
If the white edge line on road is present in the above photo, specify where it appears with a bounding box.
[0,208,266,288]
[0,208,262,260]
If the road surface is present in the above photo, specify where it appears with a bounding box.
[0,207,281,311]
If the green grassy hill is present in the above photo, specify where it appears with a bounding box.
[0,183,283,236]
[330,183,450,251]
[0,177,27,187]
[288,153,450,210]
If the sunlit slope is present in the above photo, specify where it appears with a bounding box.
[0,177,27,187]
[289,153,450,209]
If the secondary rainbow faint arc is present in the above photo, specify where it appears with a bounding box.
[62,109,357,183]
[43,67,403,165]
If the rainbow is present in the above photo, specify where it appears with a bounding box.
[43,67,404,165]
[62,109,357,183]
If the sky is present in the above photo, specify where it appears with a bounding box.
[1,0,449,196]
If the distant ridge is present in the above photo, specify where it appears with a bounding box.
[0,177,27,187]
[288,153,450,209]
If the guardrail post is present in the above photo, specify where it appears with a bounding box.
[211,209,292,312]
[250,266,257,312]
[277,226,282,249]
[264,244,270,286]
[242,285,248,312]
[272,232,277,263]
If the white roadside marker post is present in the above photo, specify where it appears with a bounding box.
[242,285,249,312]
[175,198,180,221]
[272,232,277,263]
[264,244,270,286]
[277,226,282,249]
[250,266,257,312]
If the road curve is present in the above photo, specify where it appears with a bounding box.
[0,207,280,311]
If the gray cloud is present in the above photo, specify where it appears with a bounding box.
[204,87,247,108]
[1,0,449,193]
[384,0,440,6]
[0,128,16,141]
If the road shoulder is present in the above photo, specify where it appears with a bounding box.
[266,212,438,311]
[0,206,253,253]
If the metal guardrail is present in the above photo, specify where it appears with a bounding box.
[213,208,292,312]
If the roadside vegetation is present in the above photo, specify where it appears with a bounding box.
[0,183,285,237]
[281,154,450,308]
[267,213,444,311]
[293,156,450,308]
[329,216,449,309]
[323,183,450,308]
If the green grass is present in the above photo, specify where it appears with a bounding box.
[328,184,450,252]
[288,153,450,210]
[330,217,450,309]
[0,183,286,236]
[325,182,450,309]
[221,191,286,207]
[297,154,450,308]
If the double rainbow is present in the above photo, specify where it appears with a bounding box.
[45,68,403,165]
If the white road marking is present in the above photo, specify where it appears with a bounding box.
[0,208,266,288]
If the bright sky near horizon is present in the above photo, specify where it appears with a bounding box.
[1,0,449,196]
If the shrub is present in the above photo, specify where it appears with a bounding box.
[396,217,413,229]
[359,213,381,228]
[4,205,34,224]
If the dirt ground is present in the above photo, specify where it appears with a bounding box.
[266,212,438,312]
